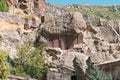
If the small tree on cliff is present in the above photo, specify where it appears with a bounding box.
[0,0,9,12]
[87,66,112,80]
[12,44,48,79]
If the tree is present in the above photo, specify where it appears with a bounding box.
[12,44,48,79]
[0,0,9,12]
[87,66,112,80]
[0,50,9,80]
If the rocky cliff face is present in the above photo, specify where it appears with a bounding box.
[1,1,120,80]
[39,11,120,79]
[0,30,37,57]
[7,0,46,17]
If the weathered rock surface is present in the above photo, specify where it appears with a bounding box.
[46,4,67,16]
[90,52,115,64]
[0,12,22,24]
[1,2,120,79]
[42,10,120,79]
[0,30,37,58]
[7,0,46,17]
[44,12,86,34]
[46,50,88,80]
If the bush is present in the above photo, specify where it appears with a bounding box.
[11,44,48,79]
[91,20,99,26]
[0,0,9,12]
[0,50,9,80]
[87,66,112,80]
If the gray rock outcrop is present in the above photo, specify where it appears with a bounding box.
[0,30,37,58]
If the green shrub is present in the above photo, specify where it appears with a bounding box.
[11,44,48,79]
[92,20,99,26]
[0,50,9,80]
[87,66,112,80]
[0,0,9,12]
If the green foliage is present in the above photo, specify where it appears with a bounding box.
[0,50,9,80]
[87,66,112,80]
[91,20,99,26]
[67,6,120,20]
[12,44,48,79]
[0,0,9,12]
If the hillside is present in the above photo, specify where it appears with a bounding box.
[64,4,120,26]
[0,0,120,80]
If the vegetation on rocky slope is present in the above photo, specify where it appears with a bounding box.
[10,44,48,79]
[0,0,8,12]
[78,10,120,20]
[66,4,120,20]
[0,50,9,80]
[0,37,9,80]
[87,66,112,80]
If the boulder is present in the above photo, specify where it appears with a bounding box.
[72,12,87,33]
[74,53,88,73]
[44,12,87,34]
[61,52,88,72]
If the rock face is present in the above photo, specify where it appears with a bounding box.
[41,11,120,80]
[46,51,88,80]
[46,3,67,16]
[1,2,120,79]
[7,0,46,17]
[0,30,37,58]
[38,12,86,50]
[0,12,22,24]
[32,0,46,16]
[45,12,86,33]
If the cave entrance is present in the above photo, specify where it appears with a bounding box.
[71,75,77,80]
